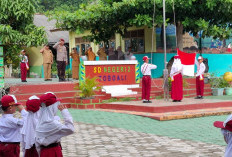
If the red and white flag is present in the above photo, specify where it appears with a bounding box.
[177,49,196,76]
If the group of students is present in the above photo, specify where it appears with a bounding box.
[140,54,206,103]
[0,92,74,157]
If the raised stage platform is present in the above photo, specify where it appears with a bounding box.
[5,78,232,121]
[95,97,232,121]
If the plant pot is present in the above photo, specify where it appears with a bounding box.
[212,88,224,96]
[225,88,232,96]
[204,77,209,84]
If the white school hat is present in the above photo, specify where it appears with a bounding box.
[198,56,203,60]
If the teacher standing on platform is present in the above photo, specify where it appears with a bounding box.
[40,44,53,81]
[53,39,68,82]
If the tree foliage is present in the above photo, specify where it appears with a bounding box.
[37,0,90,12]
[51,0,232,48]
[50,0,164,43]
[0,0,47,67]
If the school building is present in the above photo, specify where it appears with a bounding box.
[69,25,232,78]
[9,17,232,79]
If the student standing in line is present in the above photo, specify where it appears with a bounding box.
[214,115,232,157]
[21,95,41,157]
[195,56,206,99]
[35,92,75,157]
[0,95,27,157]
[170,55,183,102]
[20,50,29,82]
[141,56,157,103]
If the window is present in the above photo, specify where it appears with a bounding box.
[124,29,145,53]
[99,36,116,49]
[75,37,90,55]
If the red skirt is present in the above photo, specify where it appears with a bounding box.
[25,145,39,157]
[0,143,20,157]
[171,73,183,101]
[40,145,63,157]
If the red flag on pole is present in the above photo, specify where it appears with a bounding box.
[177,48,196,76]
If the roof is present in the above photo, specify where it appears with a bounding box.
[33,14,69,43]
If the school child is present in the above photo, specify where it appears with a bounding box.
[21,95,41,157]
[170,55,183,102]
[195,56,206,99]
[214,115,232,157]
[141,56,157,103]
[20,50,29,82]
[0,94,27,157]
[35,92,75,157]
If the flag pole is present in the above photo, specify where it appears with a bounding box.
[163,0,169,101]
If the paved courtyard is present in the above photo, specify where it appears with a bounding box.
[61,122,224,157]
[55,109,228,157]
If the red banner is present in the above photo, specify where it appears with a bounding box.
[85,64,136,85]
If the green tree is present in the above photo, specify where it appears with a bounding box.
[0,0,47,68]
[51,0,232,50]
[166,0,232,50]
[37,0,90,12]
[50,0,163,43]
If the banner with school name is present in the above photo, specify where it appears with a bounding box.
[82,61,139,86]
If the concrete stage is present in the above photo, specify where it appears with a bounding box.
[95,97,232,121]
[4,78,76,85]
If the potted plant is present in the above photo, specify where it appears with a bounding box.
[209,77,227,96]
[12,68,20,78]
[51,62,57,78]
[74,77,102,99]
[65,69,72,79]
[223,72,232,95]
[51,71,57,78]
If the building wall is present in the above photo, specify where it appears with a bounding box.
[25,47,43,77]
[69,31,99,56]
[134,53,232,78]
[69,26,156,53]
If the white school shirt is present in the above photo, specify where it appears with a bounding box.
[141,63,157,76]
[19,55,28,63]
[0,109,28,142]
[221,129,232,157]
[35,109,74,149]
[195,59,206,77]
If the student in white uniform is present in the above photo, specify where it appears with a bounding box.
[141,56,157,103]
[35,92,75,157]
[214,114,232,157]
[21,95,41,157]
[0,94,27,157]
[195,56,206,99]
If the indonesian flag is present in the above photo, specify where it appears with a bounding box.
[177,49,196,76]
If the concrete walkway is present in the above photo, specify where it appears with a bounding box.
[14,109,227,157]
[60,122,224,157]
